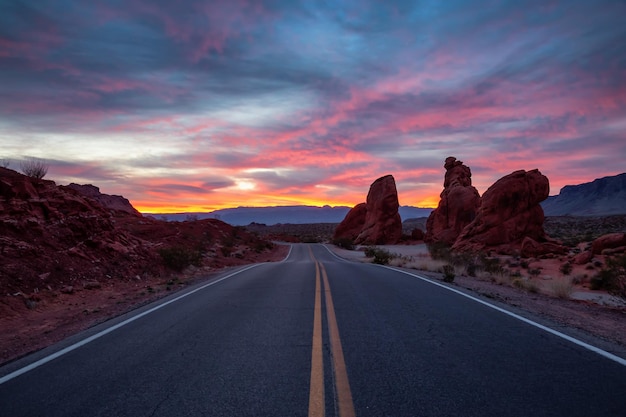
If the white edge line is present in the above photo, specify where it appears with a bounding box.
[380,265,626,367]
[321,244,349,262]
[282,243,293,262]
[0,263,262,385]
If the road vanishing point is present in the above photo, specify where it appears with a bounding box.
[1,244,625,416]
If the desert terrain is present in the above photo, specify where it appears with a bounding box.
[2,225,625,366]
[1,165,625,367]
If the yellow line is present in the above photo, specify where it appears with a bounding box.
[320,262,356,417]
[308,261,325,417]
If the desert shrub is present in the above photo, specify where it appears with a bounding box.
[159,246,202,271]
[254,240,273,253]
[364,247,393,265]
[373,249,392,265]
[220,234,236,255]
[20,158,48,179]
[528,268,541,277]
[480,255,503,275]
[590,254,626,297]
[559,262,573,276]
[363,246,377,258]
[427,241,452,261]
[441,264,455,282]
[333,237,355,250]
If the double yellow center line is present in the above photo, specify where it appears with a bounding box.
[308,248,356,417]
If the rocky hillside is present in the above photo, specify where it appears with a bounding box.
[542,173,626,216]
[0,167,279,297]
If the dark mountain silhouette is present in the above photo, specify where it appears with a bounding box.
[147,205,433,226]
[541,173,626,216]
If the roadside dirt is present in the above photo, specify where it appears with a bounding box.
[423,271,626,348]
[329,244,626,349]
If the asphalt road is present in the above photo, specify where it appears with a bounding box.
[1,243,625,416]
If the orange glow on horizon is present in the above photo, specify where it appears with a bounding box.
[415,196,440,209]
[134,191,441,214]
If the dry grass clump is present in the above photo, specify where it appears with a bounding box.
[512,278,540,293]
[388,257,406,267]
[402,254,448,272]
[548,277,574,299]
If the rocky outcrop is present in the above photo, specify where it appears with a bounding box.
[355,175,402,245]
[334,175,402,245]
[67,183,141,216]
[591,233,626,255]
[0,167,276,296]
[452,169,552,254]
[572,250,593,265]
[0,168,155,294]
[520,237,567,258]
[425,157,480,245]
[333,203,367,241]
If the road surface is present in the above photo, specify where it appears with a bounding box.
[1,244,625,416]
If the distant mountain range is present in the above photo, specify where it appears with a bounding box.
[146,205,433,226]
[541,173,626,216]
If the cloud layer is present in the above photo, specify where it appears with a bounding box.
[1,0,625,212]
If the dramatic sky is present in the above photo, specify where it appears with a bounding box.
[1,0,625,213]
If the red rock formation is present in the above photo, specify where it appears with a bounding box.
[0,168,156,293]
[425,157,480,244]
[591,233,626,255]
[572,250,593,265]
[334,175,402,245]
[0,167,276,295]
[520,237,567,258]
[67,183,142,216]
[333,203,367,241]
[355,175,402,245]
[452,169,551,254]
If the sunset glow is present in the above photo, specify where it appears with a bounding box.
[1,1,624,213]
